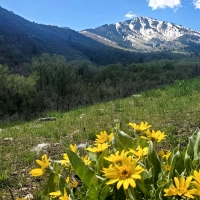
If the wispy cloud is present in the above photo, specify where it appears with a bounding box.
[124,11,137,19]
[147,0,181,10]
[194,0,200,8]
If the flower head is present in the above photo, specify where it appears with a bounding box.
[141,129,166,143]
[127,121,151,132]
[66,176,79,188]
[60,153,71,168]
[49,190,62,198]
[158,149,171,161]
[192,170,200,196]
[94,131,114,145]
[29,154,50,177]
[129,145,148,159]
[49,188,69,200]
[81,154,91,165]
[102,155,145,190]
[164,176,197,199]
[70,144,77,153]
[104,150,129,165]
[193,169,200,185]
[29,168,45,176]
[86,143,110,153]
[163,164,171,171]
[36,154,50,169]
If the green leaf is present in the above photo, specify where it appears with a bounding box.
[66,149,96,188]
[100,185,110,200]
[113,185,126,200]
[42,171,59,199]
[84,177,102,200]
[83,186,99,200]
[113,130,139,151]
[169,151,180,180]
[97,148,108,172]
[136,179,149,196]
[58,176,75,199]
[147,142,161,187]
[155,180,172,200]
[185,128,200,163]
[124,187,136,200]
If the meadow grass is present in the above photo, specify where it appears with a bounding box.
[1,76,200,199]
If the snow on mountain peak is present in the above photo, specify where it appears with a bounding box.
[81,16,200,52]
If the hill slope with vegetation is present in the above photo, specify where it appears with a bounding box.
[1,75,200,199]
[1,54,200,121]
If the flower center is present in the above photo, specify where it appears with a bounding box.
[114,159,122,165]
[119,167,131,179]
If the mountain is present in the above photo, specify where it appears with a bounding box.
[80,16,200,53]
[0,7,189,68]
[0,6,145,67]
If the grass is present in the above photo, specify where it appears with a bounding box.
[1,76,200,199]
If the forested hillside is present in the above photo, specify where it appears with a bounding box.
[1,53,200,121]
[0,6,186,69]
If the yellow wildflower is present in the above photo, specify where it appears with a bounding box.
[94,131,114,145]
[29,154,50,177]
[29,168,45,176]
[158,149,171,161]
[66,176,79,188]
[81,154,91,165]
[163,164,171,171]
[192,170,200,196]
[102,155,145,190]
[127,121,152,132]
[193,169,200,185]
[49,190,62,198]
[129,145,148,159]
[70,144,77,153]
[86,143,110,153]
[104,150,129,165]
[36,154,50,169]
[16,198,26,200]
[141,129,166,143]
[59,188,69,200]
[164,176,196,198]
[60,153,71,168]
[49,188,69,200]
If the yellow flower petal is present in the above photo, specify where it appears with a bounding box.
[49,190,62,198]
[29,168,45,176]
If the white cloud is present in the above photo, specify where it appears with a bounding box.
[194,0,200,8]
[124,11,137,19]
[147,0,181,10]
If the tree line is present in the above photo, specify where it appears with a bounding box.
[1,53,200,121]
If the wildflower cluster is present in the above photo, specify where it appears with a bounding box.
[26,122,200,200]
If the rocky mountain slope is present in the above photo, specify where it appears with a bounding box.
[81,17,200,53]
[0,7,189,68]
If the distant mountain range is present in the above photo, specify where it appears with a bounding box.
[0,6,199,68]
[81,16,200,53]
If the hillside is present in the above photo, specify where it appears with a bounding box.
[1,76,200,199]
[0,6,187,68]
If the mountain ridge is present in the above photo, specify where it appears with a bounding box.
[0,6,193,68]
[81,16,200,53]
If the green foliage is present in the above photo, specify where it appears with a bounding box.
[26,123,200,200]
[2,56,200,121]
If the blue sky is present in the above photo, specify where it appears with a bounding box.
[0,0,200,31]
